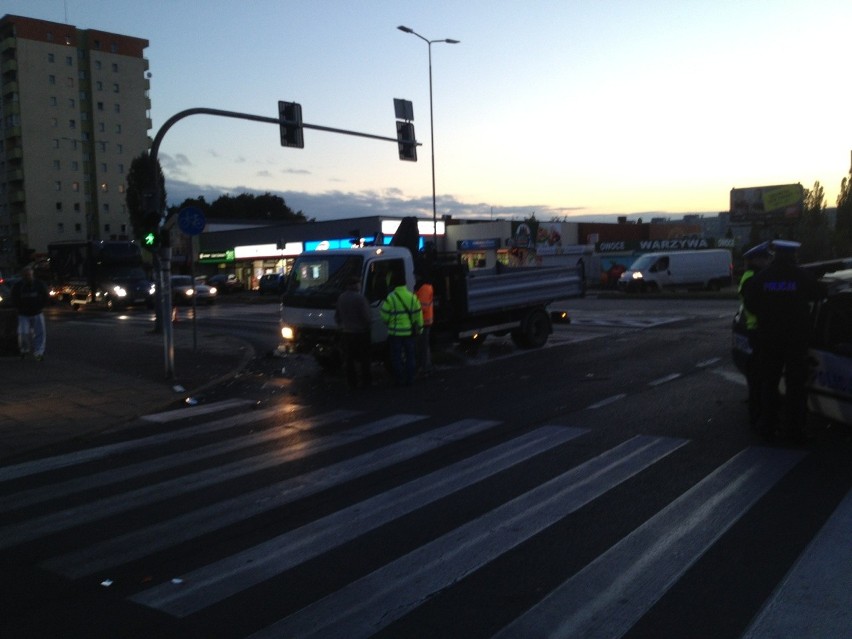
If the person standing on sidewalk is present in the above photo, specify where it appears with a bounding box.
[335,275,373,389]
[11,266,48,361]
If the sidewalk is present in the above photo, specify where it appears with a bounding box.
[0,319,254,463]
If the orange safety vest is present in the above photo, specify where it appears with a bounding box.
[416,283,434,326]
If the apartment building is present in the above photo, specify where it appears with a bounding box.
[0,14,151,269]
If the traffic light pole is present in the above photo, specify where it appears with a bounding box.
[149,106,417,379]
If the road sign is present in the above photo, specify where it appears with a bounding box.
[178,206,206,236]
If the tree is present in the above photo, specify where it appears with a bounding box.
[126,153,166,244]
[790,181,831,261]
[836,161,852,254]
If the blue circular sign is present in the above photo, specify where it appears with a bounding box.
[178,206,206,236]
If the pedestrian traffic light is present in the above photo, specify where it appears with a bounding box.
[139,208,161,252]
[396,121,417,161]
[278,100,304,148]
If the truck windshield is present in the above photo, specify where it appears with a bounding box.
[282,254,364,308]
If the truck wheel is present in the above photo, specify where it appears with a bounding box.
[519,308,551,348]
[314,351,342,372]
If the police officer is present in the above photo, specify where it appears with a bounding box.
[743,240,820,441]
[738,242,773,426]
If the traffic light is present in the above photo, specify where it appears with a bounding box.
[396,121,417,161]
[278,101,304,148]
[139,205,161,252]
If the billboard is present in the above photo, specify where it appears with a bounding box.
[730,184,804,224]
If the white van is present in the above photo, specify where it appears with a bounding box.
[618,249,732,292]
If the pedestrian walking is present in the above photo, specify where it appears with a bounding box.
[415,274,434,373]
[743,240,820,441]
[380,270,423,386]
[11,266,49,361]
[335,275,373,389]
[737,242,773,426]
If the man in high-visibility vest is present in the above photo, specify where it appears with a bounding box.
[415,274,434,373]
[380,270,423,386]
[738,241,772,426]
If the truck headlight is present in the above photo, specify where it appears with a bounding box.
[281,325,295,341]
[113,285,128,297]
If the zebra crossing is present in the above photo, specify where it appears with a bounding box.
[1,403,849,638]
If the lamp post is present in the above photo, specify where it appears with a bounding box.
[397,25,459,249]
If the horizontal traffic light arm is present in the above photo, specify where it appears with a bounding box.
[151,107,415,160]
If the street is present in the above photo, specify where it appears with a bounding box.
[1,295,850,638]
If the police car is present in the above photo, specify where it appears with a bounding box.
[732,266,852,426]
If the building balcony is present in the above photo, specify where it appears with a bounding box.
[6,168,23,182]
[1,58,16,74]
[0,37,16,53]
[9,190,25,203]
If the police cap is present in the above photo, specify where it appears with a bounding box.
[743,241,772,258]
[771,240,801,253]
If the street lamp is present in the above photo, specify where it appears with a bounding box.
[397,25,459,249]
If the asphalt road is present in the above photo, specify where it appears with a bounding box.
[2,295,850,638]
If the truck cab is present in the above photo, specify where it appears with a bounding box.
[279,247,415,367]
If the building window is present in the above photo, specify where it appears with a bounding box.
[65,56,73,66]
[49,74,56,85]
[100,163,107,173]
[115,123,121,134]
[49,96,58,106]
[75,223,82,232]
[66,76,74,87]
[104,224,110,232]
[78,70,87,80]
[58,222,64,233]
[98,122,105,133]
[100,181,108,191]
[71,161,79,171]
[112,63,118,72]
[114,103,120,113]
[95,60,102,70]
[93,39,100,49]
[98,141,107,152]
[118,184,125,193]
[110,43,117,53]
[97,101,104,111]
[72,182,80,192]
[53,160,61,170]
[96,80,103,91]
[73,203,81,212]
[56,202,62,210]
[68,98,75,108]
[48,53,55,63]
[116,144,123,154]
[117,163,125,174]
[53,138,60,148]
[113,83,119,93]
[51,118,58,128]
[68,119,76,129]
[55,181,62,191]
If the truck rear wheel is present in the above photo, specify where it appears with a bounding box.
[512,308,551,349]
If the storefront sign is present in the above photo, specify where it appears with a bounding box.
[458,238,500,250]
[234,242,304,258]
[198,250,234,263]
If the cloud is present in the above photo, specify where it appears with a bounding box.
[162,177,696,223]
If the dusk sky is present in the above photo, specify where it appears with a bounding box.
[9,0,852,222]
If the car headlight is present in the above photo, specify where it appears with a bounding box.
[113,285,128,297]
[148,284,156,295]
[185,289,194,297]
[281,325,295,341]
[631,272,644,280]
[208,286,218,295]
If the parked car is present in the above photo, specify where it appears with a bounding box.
[208,273,244,293]
[170,275,218,305]
[732,267,852,426]
[258,273,285,295]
